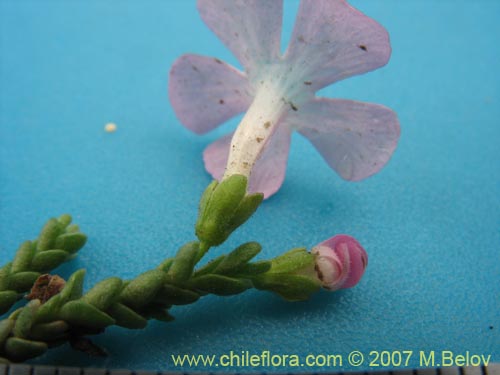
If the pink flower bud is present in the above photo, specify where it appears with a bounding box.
[312,235,368,291]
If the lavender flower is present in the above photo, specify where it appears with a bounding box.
[170,0,400,199]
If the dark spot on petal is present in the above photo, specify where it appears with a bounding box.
[191,65,199,71]
[304,81,312,85]
[256,137,264,143]
[298,35,305,43]
[290,102,298,111]
[219,99,225,104]
[359,45,367,51]
[214,58,223,64]
[263,121,271,129]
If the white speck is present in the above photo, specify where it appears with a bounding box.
[105,122,117,133]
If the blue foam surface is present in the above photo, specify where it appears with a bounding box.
[1,0,498,372]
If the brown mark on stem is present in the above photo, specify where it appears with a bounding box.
[26,274,66,304]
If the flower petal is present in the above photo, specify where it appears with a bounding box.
[168,54,253,134]
[286,98,400,181]
[197,0,283,76]
[285,0,391,91]
[203,124,292,199]
[248,123,291,199]
[203,132,232,182]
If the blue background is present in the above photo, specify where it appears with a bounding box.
[1,0,498,371]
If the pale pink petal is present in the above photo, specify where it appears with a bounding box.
[203,125,292,199]
[168,54,253,134]
[285,0,391,91]
[248,123,292,198]
[285,98,400,181]
[203,133,233,182]
[197,0,283,76]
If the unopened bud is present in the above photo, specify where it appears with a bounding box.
[312,235,368,291]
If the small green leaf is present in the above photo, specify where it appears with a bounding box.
[81,277,122,310]
[60,300,115,329]
[13,300,40,338]
[30,250,68,272]
[141,305,174,322]
[0,291,21,316]
[11,241,35,273]
[30,320,69,340]
[59,269,86,303]
[34,295,62,324]
[155,284,199,305]
[236,260,272,276]
[8,307,23,320]
[107,302,147,329]
[157,258,174,272]
[215,242,261,275]
[252,274,320,301]
[4,337,48,361]
[189,274,251,296]
[0,319,14,346]
[54,233,87,254]
[8,271,40,292]
[193,255,225,277]
[37,218,61,251]
[65,224,80,233]
[120,269,165,309]
[57,214,72,228]
[167,242,199,283]
[0,263,12,290]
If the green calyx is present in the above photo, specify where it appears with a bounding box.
[195,175,263,249]
[252,248,321,301]
[0,215,87,316]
